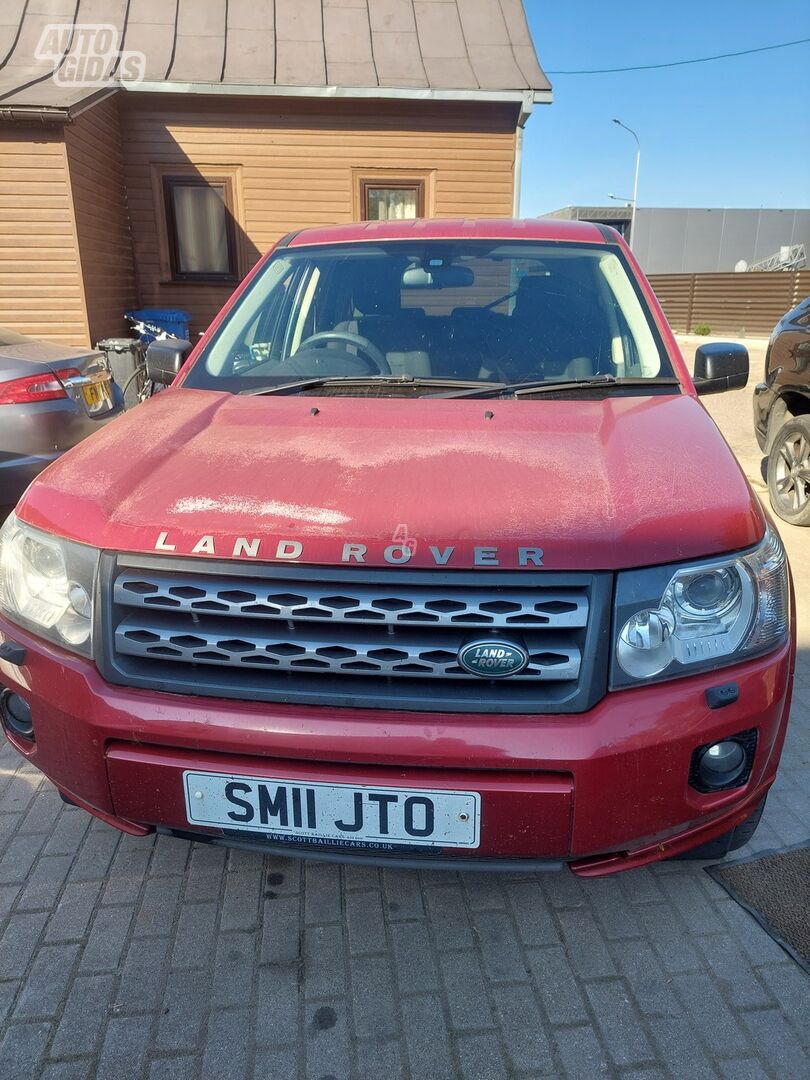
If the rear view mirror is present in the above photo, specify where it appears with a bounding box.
[145,338,193,386]
[402,265,474,289]
[693,342,749,396]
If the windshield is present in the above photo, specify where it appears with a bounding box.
[184,240,676,394]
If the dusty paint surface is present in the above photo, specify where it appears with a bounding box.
[17,386,763,570]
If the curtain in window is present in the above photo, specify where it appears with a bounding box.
[173,184,229,273]
[366,187,418,221]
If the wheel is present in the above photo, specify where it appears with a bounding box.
[675,796,767,861]
[767,416,810,525]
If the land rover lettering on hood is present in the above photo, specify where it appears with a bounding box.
[0,219,793,875]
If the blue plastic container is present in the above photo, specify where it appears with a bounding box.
[125,308,190,344]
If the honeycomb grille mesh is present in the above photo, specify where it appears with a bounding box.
[105,562,599,712]
[113,573,589,629]
[115,617,580,681]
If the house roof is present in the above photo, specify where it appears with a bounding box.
[0,0,551,117]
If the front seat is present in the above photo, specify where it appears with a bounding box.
[336,270,431,377]
[510,275,597,379]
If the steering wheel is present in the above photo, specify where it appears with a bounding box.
[297,331,390,374]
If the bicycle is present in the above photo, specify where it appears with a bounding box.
[120,316,173,409]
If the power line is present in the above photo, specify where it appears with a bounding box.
[546,36,810,75]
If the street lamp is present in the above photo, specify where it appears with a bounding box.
[612,118,640,251]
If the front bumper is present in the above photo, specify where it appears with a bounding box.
[0,615,794,875]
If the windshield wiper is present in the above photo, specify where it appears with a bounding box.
[430,375,682,399]
[240,375,500,397]
[240,373,682,399]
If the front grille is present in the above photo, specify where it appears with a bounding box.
[99,555,611,713]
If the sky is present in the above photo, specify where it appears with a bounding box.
[519,0,810,216]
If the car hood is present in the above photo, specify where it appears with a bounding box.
[17,387,764,571]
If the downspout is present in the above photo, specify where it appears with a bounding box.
[513,91,549,217]
[513,122,525,217]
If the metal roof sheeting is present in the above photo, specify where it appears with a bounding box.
[0,0,550,112]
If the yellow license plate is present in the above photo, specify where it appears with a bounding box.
[82,381,107,409]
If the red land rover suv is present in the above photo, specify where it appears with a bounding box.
[0,220,794,875]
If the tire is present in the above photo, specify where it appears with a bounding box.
[675,796,767,861]
[767,415,810,526]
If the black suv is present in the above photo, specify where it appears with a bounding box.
[754,295,810,525]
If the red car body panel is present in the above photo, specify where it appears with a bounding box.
[1,219,795,874]
[16,391,763,571]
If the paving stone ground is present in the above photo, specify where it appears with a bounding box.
[0,366,808,1079]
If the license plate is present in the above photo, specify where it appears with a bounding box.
[82,378,111,411]
[183,770,481,850]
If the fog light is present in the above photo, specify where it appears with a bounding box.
[689,729,757,793]
[0,690,34,740]
[701,741,745,784]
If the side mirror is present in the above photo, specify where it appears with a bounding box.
[145,338,193,386]
[693,342,749,396]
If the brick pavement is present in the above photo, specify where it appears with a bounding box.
[0,695,807,1080]
[0,691,807,1080]
[0,388,808,1078]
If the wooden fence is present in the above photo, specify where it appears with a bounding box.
[648,269,810,336]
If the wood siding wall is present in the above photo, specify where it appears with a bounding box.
[120,95,519,336]
[0,124,88,345]
[65,96,136,345]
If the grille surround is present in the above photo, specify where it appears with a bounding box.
[98,554,612,714]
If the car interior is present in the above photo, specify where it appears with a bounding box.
[200,243,662,388]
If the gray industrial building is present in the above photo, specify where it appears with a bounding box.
[542,206,810,274]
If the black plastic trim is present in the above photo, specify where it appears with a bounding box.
[705,682,740,710]
[594,222,622,245]
[274,230,302,249]
[0,641,26,665]
[157,827,565,872]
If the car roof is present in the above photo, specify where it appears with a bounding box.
[285,218,608,249]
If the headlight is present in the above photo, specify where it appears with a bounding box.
[611,525,789,687]
[0,515,98,657]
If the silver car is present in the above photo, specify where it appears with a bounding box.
[0,327,123,506]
